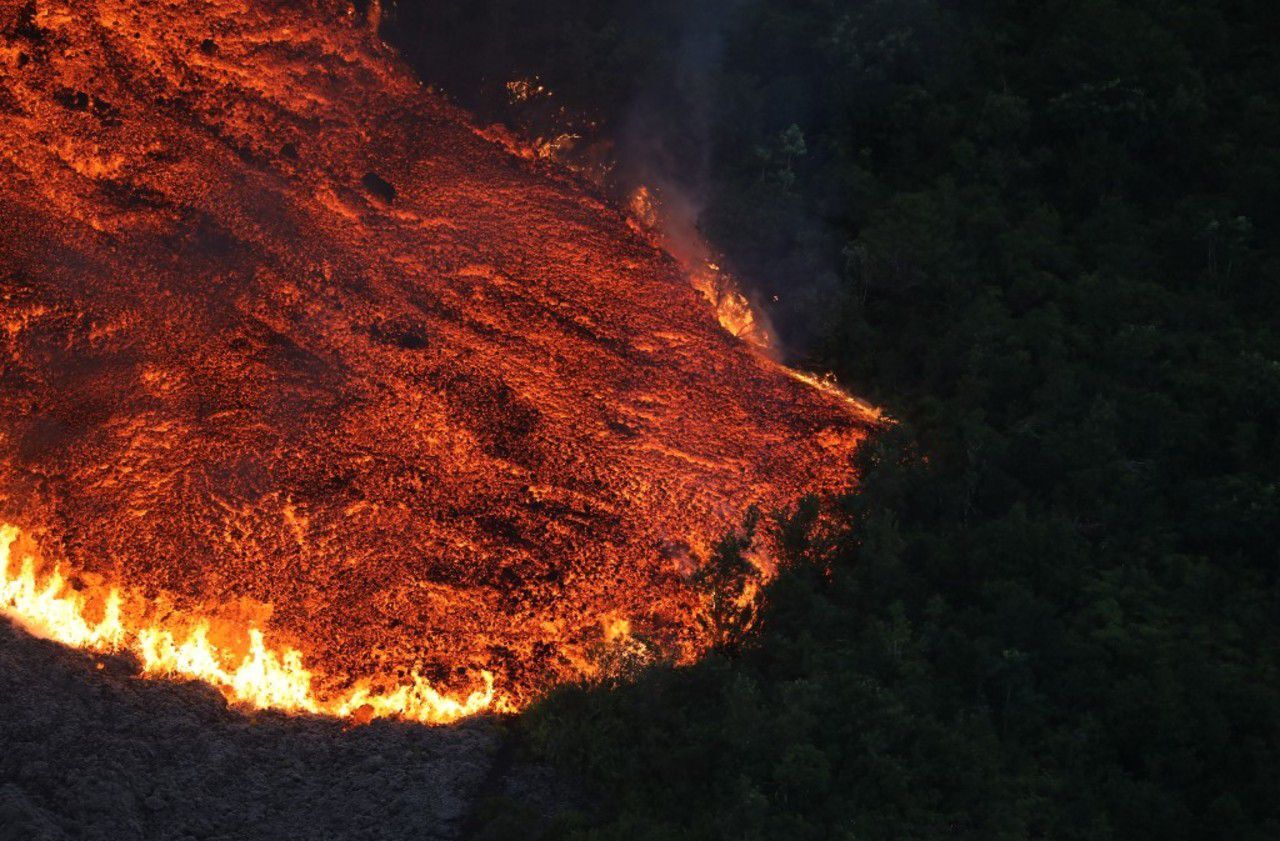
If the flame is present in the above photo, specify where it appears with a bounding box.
[626,185,884,423]
[628,185,662,231]
[628,186,773,350]
[783,369,884,421]
[0,525,497,724]
[506,77,550,104]
[601,614,631,643]
[0,0,876,721]
[688,262,772,349]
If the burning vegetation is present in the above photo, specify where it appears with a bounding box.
[0,0,875,722]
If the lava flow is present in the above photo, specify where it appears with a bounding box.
[0,0,876,722]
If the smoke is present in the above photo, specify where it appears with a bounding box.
[612,1,738,201]
[603,0,856,362]
[608,0,790,354]
[374,0,737,206]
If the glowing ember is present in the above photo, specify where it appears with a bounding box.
[0,0,877,722]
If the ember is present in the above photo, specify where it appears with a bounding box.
[0,0,875,721]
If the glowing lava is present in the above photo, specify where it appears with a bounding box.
[0,0,876,721]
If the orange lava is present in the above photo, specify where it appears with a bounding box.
[0,0,876,720]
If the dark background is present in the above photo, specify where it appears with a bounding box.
[372,1,1280,838]
[2,2,1275,839]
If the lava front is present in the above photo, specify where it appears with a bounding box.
[0,0,875,722]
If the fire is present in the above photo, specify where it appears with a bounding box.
[602,614,632,643]
[0,528,125,651]
[784,369,885,421]
[628,186,773,350]
[1,0,877,725]
[628,185,663,230]
[688,261,773,349]
[0,525,498,724]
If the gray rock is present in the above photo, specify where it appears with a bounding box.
[0,621,504,841]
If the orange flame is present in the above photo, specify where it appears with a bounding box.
[0,525,498,724]
[783,369,884,421]
[628,186,773,350]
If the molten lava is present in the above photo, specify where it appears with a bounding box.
[0,0,876,721]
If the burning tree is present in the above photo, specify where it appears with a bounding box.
[695,507,763,652]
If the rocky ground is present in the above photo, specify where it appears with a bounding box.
[0,620,510,841]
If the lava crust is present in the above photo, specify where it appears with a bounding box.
[0,0,874,709]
